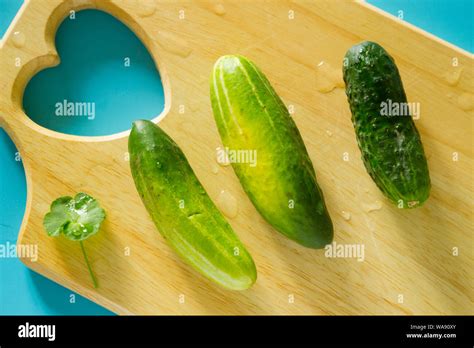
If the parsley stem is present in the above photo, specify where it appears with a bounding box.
[80,241,98,288]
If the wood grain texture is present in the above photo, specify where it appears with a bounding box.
[0,0,472,314]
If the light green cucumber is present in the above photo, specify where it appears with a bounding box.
[129,120,256,290]
[210,55,333,249]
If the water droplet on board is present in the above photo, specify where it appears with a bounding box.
[444,67,463,86]
[362,200,382,213]
[155,30,192,58]
[216,146,231,167]
[217,190,238,218]
[12,31,25,48]
[217,159,231,167]
[212,3,226,16]
[456,92,474,111]
[341,210,351,221]
[325,129,333,137]
[363,215,376,232]
[315,61,344,93]
[136,0,156,17]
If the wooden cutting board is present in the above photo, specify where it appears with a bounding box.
[0,0,472,315]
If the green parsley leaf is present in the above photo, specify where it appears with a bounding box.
[43,193,105,288]
[43,193,105,241]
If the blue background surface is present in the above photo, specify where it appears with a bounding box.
[369,0,473,52]
[0,0,472,315]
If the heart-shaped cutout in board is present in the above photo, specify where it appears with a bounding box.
[23,9,165,136]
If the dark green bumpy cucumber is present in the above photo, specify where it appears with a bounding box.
[343,41,431,208]
[129,120,256,290]
[210,55,333,248]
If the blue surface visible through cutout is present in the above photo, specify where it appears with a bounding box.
[23,9,165,136]
[0,0,472,315]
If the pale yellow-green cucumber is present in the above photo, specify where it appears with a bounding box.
[210,55,333,248]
